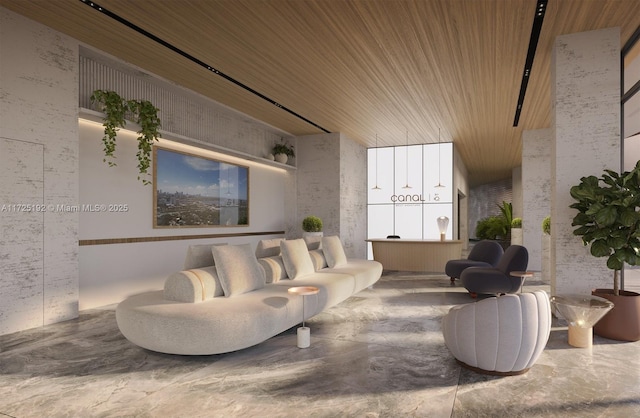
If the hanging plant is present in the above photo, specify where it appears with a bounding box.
[90,90,162,185]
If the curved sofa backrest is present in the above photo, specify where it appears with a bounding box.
[497,245,528,275]
[467,240,504,266]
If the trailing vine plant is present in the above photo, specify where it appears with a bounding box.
[90,90,162,185]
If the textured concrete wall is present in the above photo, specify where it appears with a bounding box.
[468,179,513,239]
[340,134,367,258]
[522,128,552,272]
[295,133,367,258]
[453,147,470,246]
[0,8,79,334]
[512,166,523,219]
[551,28,621,296]
[295,133,342,238]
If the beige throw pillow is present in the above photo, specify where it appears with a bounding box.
[164,266,223,303]
[280,239,315,279]
[322,235,347,268]
[212,244,266,297]
[184,242,227,269]
[255,238,283,258]
[308,249,328,271]
[258,256,288,283]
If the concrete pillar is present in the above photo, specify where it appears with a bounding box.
[295,133,367,258]
[522,128,552,272]
[551,28,621,296]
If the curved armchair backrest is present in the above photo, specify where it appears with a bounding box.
[442,290,551,374]
[467,240,504,266]
[497,245,528,275]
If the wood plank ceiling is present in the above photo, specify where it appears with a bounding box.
[2,0,639,185]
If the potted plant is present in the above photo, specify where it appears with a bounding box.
[302,215,323,238]
[474,201,512,249]
[91,90,162,185]
[272,138,295,164]
[541,216,551,284]
[511,217,523,245]
[570,162,640,341]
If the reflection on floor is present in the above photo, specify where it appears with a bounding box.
[1,272,639,417]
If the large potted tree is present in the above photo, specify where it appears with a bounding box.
[569,162,640,341]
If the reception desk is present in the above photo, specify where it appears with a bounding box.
[366,239,463,272]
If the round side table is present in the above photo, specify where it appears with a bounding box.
[550,294,614,348]
[510,270,536,293]
[288,286,319,348]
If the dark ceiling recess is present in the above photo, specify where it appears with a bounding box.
[78,0,331,134]
[513,0,548,127]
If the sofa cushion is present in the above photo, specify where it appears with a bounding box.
[322,235,347,268]
[255,238,283,258]
[280,238,315,279]
[304,235,322,250]
[212,244,265,297]
[164,266,223,303]
[258,255,288,283]
[309,249,328,271]
[184,242,227,269]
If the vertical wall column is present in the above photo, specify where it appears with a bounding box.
[551,28,621,296]
[295,133,367,258]
[0,8,79,334]
[522,128,551,273]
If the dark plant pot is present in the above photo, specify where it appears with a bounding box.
[592,289,640,342]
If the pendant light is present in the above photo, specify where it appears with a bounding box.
[435,128,444,188]
[402,130,412,189]
[372,134,381,190]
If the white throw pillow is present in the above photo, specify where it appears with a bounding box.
[184,242,227,269]
[255,238,283,258]
[164,266,223,303]
[322,235,347,268]
[258,255,288,283]
[212,244,266,297]
[280,239,315,279]
[308,249,328,271]
[303,235,322,250]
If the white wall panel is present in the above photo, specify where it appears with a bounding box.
[0,8,79,334]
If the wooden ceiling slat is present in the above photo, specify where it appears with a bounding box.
[2,0,639,185]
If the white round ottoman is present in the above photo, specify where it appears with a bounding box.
[442,290,551,375]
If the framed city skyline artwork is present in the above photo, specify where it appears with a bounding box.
[153,146,249,228]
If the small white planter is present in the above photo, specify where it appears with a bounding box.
[511,228,523,246]
[274,153,288,164]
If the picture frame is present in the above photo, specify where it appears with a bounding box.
[153,146,249,228]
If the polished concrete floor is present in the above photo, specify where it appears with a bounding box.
[1,272,639,418]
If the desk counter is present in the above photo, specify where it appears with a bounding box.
[366,239,463,272]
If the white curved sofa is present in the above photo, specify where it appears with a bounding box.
[442,290,551,375]
[116,236,382,355]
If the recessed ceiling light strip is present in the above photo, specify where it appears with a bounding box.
[512,0,548,127]
[79,0,330,133]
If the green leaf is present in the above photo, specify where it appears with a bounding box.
[620,209,637,227]
[590,239,611,257]
[607,255,623,270]
[607,235,627,249]
[595,206,618,226]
